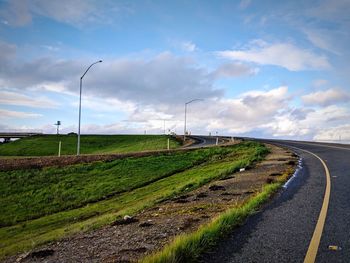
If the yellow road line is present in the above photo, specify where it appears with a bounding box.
[302,149,331,263]
[280,145,331,263]
[272,142,332,262]
[261,140,333,261]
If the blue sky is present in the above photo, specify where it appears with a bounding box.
[0,0,349,141]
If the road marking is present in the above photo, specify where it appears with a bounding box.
[258,140,334,261]
[302,149,331,263]
[271,142,331,262]
[279,145,331,263]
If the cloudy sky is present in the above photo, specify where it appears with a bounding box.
[0,0,349,141]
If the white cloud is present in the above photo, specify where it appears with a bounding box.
[217,40,330,71]
[0,52,223,106]
[0,90,58,108]
[262,115,311,137]
[3,83,349,142]
[0,0,32,26]
[0,0,123,27]
[212,63,259,78]
[0,41,16,62]
[308,0,350,24]
[302,88,350,106]
[33,82,74,95]
[239,0,252,9]
[266,104,350,138]
[40,45,60,52]
[175,86,290,134]
[71,96,136,114]
[0,109,42,119]
[16,86,292,136]
[181,41,197,52]
[312,79,328,87]
[303,28,342,55]
[314,124,350,142]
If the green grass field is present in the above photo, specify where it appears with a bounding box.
[0,134,180,156]
[0,142,268,259]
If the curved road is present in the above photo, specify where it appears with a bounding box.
[202,139,350,263]
[186,135,220,148]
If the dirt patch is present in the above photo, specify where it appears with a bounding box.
[29,249,55,259]
[209,185,226,191]
[6,143,297,263]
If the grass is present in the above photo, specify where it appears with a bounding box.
[0,142,269,259]
[0,134,180,156]
[141,171,293,263]
[0,146,237,226]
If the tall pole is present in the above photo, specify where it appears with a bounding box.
[77,77,83,155]
[77,60,102,155]
[184,103,187,141]
[54,121,61,135]
[183,99,203,142]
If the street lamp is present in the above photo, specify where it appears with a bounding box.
[77,60,102,155]
[184,99,203,142]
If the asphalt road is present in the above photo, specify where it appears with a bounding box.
[201,139,350,263]
[187,135,219,148]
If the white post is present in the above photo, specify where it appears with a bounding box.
[231,137,234,142]
[216,137,218,145]
[167,138,170,150]
[58,141,62,157]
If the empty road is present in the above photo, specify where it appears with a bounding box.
[187,135,220,148]
[203,139,350,263]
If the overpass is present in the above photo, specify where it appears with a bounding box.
[0,132,42,143]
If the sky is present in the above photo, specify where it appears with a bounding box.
[0,0,349,141]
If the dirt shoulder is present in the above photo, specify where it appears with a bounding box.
[6,143,297,263]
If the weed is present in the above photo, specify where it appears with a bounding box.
[141,184,281,263]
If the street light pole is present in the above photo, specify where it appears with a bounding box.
[77,60,102,155]
[183,99,203,142]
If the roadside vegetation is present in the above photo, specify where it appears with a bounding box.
[142,183,285,263]
[0,146,235,226]
[0,142,268,259]
[0,134,180,156]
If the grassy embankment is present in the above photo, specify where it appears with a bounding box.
[0,142,268,259]
[0,134,180,156]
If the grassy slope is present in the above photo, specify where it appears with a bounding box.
[0,147,233,226]
[0,142,268,259]
[0,134,180,156]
